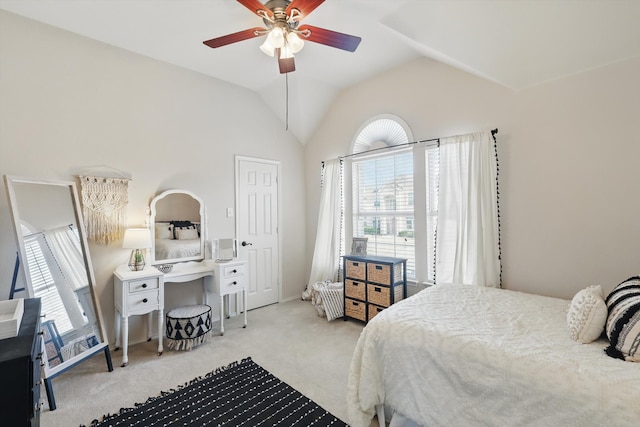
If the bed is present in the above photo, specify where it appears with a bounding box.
[154,221,201,260]
[347,284,640,427]
[154,237,201,260]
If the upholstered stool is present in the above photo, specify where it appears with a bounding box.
[165,305,213,351]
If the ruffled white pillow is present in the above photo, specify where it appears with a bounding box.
[567,285,607,343]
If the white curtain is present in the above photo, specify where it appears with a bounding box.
[45,225,88,291]
[41,226,88,329]
[436,131,500,287]
[303,159,343,300]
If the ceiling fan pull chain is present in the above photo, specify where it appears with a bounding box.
[285,71,289,131]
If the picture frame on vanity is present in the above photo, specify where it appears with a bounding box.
[351,237,368,256]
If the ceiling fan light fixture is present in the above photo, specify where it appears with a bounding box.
[204,0,362,74]
[259,39,276,57]
[286,31,304,54]
[260,26,286,57]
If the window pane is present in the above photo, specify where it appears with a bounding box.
[353,149,415,278]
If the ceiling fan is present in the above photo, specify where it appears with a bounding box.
[203,0,362,74]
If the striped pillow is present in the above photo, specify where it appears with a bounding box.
[604,276,640,361]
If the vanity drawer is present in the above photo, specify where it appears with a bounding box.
[219,275,245,293]
[220,263,245,278]
[128,277,159,294]
[126,290,160,313]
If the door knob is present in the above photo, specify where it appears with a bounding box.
[241,241,253,246]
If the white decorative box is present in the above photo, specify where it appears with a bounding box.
[0,298,25,340]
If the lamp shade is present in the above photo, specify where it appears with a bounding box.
[286,32,304,54]
[260,26,285,57]
[122,228,151,249]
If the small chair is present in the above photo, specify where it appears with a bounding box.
[165,305,213,351]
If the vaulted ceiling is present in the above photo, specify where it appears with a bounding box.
[2,0,639,144]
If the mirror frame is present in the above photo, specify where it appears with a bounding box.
[149,189,206,265]
[4,175,112,409]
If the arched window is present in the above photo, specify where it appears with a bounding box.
[352,116,411,154]
[349,116,440,283]
[350,116,417,278]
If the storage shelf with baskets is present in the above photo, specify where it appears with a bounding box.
[343,254,407,323]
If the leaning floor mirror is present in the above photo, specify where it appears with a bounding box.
[4,176,113,411]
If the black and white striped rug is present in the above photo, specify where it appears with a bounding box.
[83,357,347,427]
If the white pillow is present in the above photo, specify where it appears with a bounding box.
[155,223,172,239]
[176,227,199,240]
[567,285,607,343]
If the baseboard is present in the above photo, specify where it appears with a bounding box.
[280,294,301,303]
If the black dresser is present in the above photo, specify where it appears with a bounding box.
[343,255,407,323]
[0,298,42,426]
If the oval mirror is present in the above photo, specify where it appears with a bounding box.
[150,189,205,265]
[4,175,113,410]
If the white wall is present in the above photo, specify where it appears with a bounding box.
[0,11,307,345]
[305,56,640,300]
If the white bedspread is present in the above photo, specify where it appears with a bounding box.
[347,285,640,427]
[155,238,200,260]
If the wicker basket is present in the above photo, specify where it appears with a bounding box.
[345,260,366,280]
[367,263,403,285]
[393,285,405,303]
[345,279,366,300]
[367,304,384,321]
[367,284,391,307]
[345,298,366,321]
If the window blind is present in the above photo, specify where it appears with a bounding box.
[352,148,415,278]
[23,233,74,334]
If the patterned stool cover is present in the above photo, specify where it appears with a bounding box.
[166,305,213,351]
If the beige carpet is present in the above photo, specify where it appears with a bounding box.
[39,298,381,427]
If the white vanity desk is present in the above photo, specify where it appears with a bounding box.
[114,259,248,366]
[163,260,215,296]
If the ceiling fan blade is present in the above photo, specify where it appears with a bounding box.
[298,24,361,52]
[286,0,325,19]
[277,51,296,74]
[237,0,273,18]
[203,27,265,48]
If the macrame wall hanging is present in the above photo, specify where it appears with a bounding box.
[78,175,130,244]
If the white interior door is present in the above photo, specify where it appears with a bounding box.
[235,156,280,310]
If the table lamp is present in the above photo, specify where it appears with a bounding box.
[123,228,151,271]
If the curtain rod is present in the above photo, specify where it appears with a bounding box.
[335,128,498,161]
[23,223,75,238]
